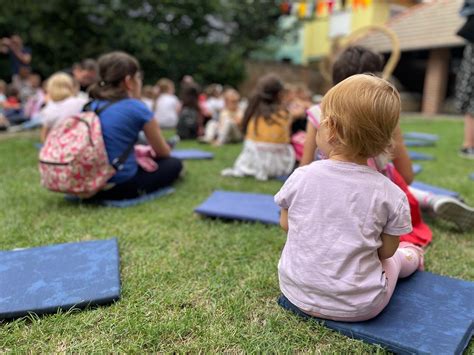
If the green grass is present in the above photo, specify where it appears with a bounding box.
[0,116,473,352]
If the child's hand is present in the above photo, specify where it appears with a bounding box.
[134,144,158,172]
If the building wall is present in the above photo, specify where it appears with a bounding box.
[303,19,330,61]
[239,60,324,97]
[302,0,390,63]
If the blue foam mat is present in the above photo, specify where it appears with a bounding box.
[405,140,435,147]
[65,186,175,208]
[0,238,120,319]
[403,132,439,142]
[410,181,460,198]
[409,151,435,161]
[171,149,214,160]
[194,190,280,225]
[279,271,473,354]
[470,173,474,181]
[412,164,422,175]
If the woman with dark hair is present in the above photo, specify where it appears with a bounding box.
[88,51,182,200]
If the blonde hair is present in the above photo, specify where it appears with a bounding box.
[46,73,75,102]
[320,74,400,159]
[156,78,174,94]
[224,88,240,101]
[142,85,155,99]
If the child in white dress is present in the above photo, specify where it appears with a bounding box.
[222,74,294,180]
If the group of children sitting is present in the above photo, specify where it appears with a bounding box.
[3,45,473,326]
[4,45,470,234]
[218,46,471,323]
[140,78,247,147]
[220,46,473,234]
[0,71,44,130]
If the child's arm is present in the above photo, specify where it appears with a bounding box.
[392,125,414,185]
[280,208,289,232]
[300,121,317,166]
[378,233,400,260]
[143,119,171,158]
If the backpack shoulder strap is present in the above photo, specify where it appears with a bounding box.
[83,99,136,171]
[111,142,136,171]
[82,100,115,115]
[86,99,136,171]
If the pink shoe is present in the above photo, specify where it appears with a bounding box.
[399,241,425,271]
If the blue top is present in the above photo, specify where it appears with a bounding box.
[461,0,474,17]
[91,99,153,184]
[9,46,31,75]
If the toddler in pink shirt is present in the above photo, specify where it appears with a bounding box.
[275,74,424,322]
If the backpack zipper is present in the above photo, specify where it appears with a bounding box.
[71,116,94,146]
[39,160,70,166]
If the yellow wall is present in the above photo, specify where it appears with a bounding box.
[352,1,389,31]
[302,0,389,63]
[303,18,330,62]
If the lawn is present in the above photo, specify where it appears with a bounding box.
[0,116,472,352]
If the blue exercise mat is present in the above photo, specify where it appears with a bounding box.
[405,139,435,147]
[403,132,439,142]
[408,151,435,161]
[470,173,474,181]
[194,190,280,225]
[412,164,422,175]
[278,271,473,355]
[0,238,120,320]
[410,181,460,198]
[171,149,214,160]
[65,187,175,208]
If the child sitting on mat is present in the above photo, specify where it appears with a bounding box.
[40,72,88,141]
[176,83,203,140]
[221,74,294,180]
[276,74,424,322]
[87,51,182,200]
[301,46,473,233]
[200,88,243,145]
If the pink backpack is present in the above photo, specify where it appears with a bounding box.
[39,102,131,198]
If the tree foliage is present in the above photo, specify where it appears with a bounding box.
[0,0,282,86]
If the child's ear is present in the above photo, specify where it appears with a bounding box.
[123,75,133,91]
[325,116,341,143]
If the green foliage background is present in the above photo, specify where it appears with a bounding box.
[0,0,282,86]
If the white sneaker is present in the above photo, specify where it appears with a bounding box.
[433,197,474,232]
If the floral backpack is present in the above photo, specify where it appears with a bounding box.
[39,102,132,198]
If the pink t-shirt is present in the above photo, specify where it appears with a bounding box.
[274,160,412,318]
